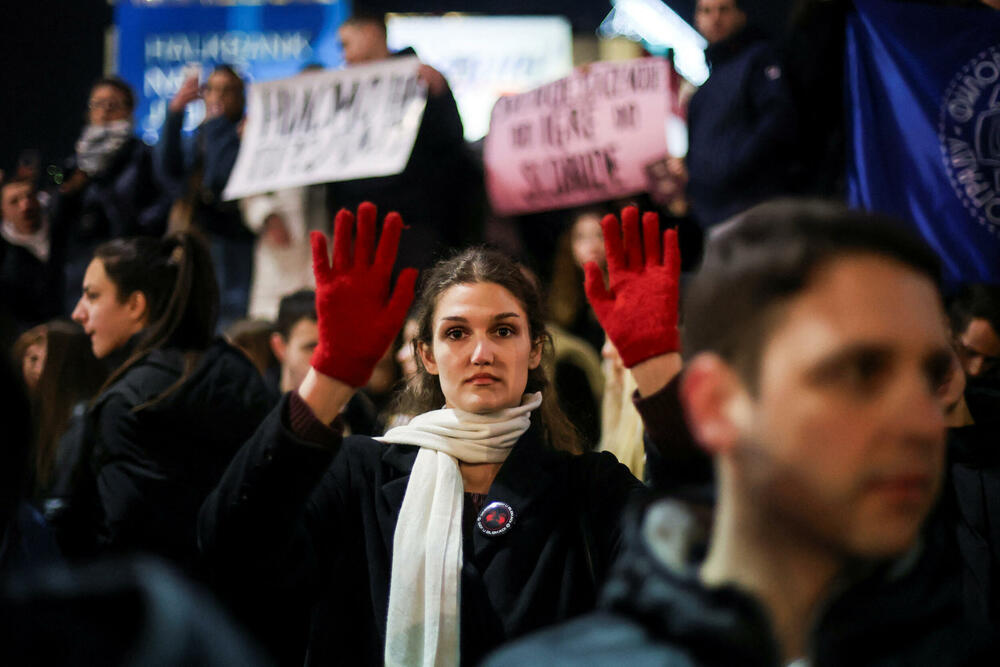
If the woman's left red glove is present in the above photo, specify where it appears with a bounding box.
[583,206,681,368]
[310,202,418,387]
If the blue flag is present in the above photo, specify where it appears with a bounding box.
[846,0,1000,285]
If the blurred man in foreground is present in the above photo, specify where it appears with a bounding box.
[487,201,997,666]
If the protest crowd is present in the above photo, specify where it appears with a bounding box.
[4,1,1000,665]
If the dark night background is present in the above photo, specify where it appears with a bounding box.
[0,0,792,175]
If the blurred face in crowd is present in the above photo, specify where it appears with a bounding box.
[396,318,420,379]
[88,84,132,126]
[203,70,244,121]
[72,259,148,359]
[571,212,606,270]
[955,317,1000,378]
[695,0,747,45]
[686,254,951,559]
[419,282,542,414]
[1,181,42,234]
[338,22,389,65]
[22,337,46,392]
[272,317,319,393]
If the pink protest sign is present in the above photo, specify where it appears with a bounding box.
[484,57,671,216]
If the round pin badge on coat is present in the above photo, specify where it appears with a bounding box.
[477,501,515,536]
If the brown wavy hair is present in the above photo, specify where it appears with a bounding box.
[393,247,580,454]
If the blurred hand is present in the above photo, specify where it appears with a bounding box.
[169,75,201,113]
[310,202,418,387]
[584,206,681,368]
[417,64,448,97]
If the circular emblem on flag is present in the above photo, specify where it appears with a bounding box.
[938,45,1000,236]
[477,501,515,536]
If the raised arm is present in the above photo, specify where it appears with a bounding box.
[199,202,416,585]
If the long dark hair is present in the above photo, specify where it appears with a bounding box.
[94,232,219,409]
[394,247,580,454]
[17,321,106,493]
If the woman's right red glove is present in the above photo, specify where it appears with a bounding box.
[583,206,681,368]
[310,202,418,387]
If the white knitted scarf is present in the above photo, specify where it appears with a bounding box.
[377,392,543,667]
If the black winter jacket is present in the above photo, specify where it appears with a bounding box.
[199,395,647,665]
[686,27,798,228]
[485,495,997,667]
[51,339,271,574]
[0,236,63,331]
[53,137,171,253]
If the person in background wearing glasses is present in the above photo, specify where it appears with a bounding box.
[156,64,253,330]
[52,76,172,315]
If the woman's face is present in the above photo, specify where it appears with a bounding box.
[71,259,145,359]
[419,282,541,414]
[395,318,420,379]
[22,338,46,392]
[570,213,606,269]
[88,84,131,126]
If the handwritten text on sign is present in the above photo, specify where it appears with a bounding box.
[484,58,670,216]
[224,56,426,201]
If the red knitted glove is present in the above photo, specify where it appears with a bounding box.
[310,202,418,387]
[584,206,681,368]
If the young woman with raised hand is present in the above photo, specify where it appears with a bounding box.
[199,202,687,666]
[62,232,272,569]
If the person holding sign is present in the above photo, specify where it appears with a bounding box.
[328,11,479,270]
[156,64,254,329]
[199,202,696,665]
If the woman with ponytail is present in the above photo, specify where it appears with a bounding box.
[200,202,687,665]
[62,231,271,571]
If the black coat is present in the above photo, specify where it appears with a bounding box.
[686,27,798,228]
[327,48,480,269]
[0,236,63,332]
[199,396,646,665]
[53,137,171,252]
[50,339,271,574]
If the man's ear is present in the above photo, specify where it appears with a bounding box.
[418,341,438,375]
[270,332,288,364]
[125,291,148,325]
[680,353,752,457]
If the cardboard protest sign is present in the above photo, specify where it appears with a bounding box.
[223,56,426,201]
[484,58,671,216]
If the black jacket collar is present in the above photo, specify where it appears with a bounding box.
[704,25,769,68]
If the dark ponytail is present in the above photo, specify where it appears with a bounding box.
[95,231,219,408]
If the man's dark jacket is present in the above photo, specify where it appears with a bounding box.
[485,495,997,666]
[327,48,479,269]
[53,137,171,255]
[686,26,798,228]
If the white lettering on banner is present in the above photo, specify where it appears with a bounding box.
[144,32,313,64]
[223,57,427,201]
[484,57,671,216]
[939,45,1000,236]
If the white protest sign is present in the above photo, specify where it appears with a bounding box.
[484,58,672,216]
[387,15,573,141]
[223,56,426,201]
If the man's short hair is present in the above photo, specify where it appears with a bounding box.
[947,283,1000,337]
[275,290,317,339]
[0,174,35,198]
[682,199,941,390]
[91,76,136,112]
[343,9,387,35]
